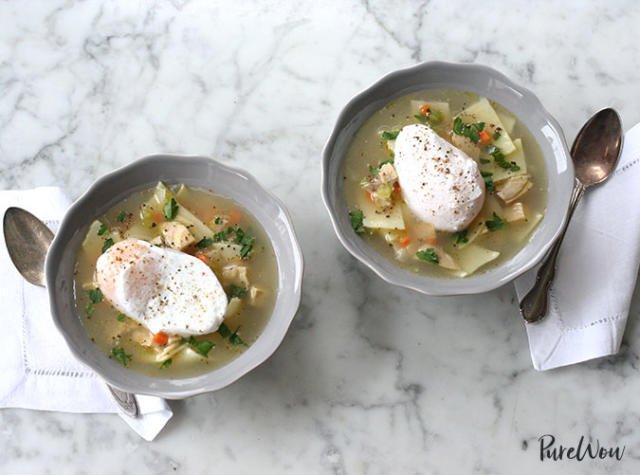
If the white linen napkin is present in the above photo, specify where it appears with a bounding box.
[0,187,173,441]
[515,122,640,371]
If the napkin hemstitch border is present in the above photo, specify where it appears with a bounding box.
[21,279,95,379]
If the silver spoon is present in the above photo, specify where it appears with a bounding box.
[3,207,140,417]
[519,108,623,323]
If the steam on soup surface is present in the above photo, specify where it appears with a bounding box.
[344,89,548,278]
[74,182,277,378]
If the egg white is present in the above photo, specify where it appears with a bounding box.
[96,239,227,336]
[394,124,485,232]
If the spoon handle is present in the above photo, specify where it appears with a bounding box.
[519,178,585,323]
[107,384,140,418]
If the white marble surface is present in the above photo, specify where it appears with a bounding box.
[2,0,640,473]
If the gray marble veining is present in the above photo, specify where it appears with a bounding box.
[1,0,640,473]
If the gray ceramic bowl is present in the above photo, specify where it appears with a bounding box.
[322,61,574,295]
[45,155,304,399]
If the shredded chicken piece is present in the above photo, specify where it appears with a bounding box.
[361,180,376,194]
[222,264,250,287]
[432,247,460,270]
[122,325,154,347]
[413,221,436,242]
[383,231,412,261]
[160,222,195,250]
[360,164,399,207]
[150,235,164,247]
[504,202,527,222]
[249,286,264,305]
[496,175,533,204]
[378,163,398,183]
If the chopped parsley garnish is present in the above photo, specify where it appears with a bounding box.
[214,217,223,225]
[210,226,255,257]
[416,248,439,264]
[479,158,490,164]
[163,198,179,221]
[452,117,463,134]
[85,289,101,315]
[427,109,442,122]
[191,339,215,357]
[233,228,245,244]
[196,237,214,248]
[452,229,468,245]
[369,158,395,178]
[112,347,132,367]
[213,227,235,242]
[233,228,255,258]
[414,114,427,124]
[97,223,108,236]
[239,236,255,258]
[228,285,247,301]
[102,238,114,253]
[229,328,247,346]
[493,131,501,140]
[488,145,520,172]
[452,117,485,143]
[217,322,232,338]
[86,288,103,304]
[381,130,400,140]
[415,109,443,126]
[117,313,126,322]
[159,358,172,369]
[349,209,365,234]
[486,212,507,232]
[116,211,127,222]
[182,336,215,357]
[216,323,247,346]
[480,171,495,193]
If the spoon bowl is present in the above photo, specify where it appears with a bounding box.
[571,108,623,186]
[3,207,53,287]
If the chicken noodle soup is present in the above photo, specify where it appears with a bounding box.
[74,183,277,378]
[344,89,548,278]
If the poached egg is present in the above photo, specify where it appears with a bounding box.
[96,239,227,336]
[394,124,485,232]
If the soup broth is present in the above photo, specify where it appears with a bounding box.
[73,183,278,378]
[343,89,548,278]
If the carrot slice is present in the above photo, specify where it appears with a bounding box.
[153,332,169,345]
[228,210,242,224]
[427,237,437,245]
[478,130,492,146]
[420,104,430,116]
[400,237,411,247]
[197,254,209,265]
